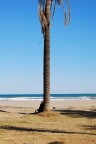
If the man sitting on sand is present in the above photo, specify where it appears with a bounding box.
[37,101,44,113]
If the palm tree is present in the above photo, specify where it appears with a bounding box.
[38,0,70,112]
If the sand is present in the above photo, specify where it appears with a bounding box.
[0,100,96,144]
[0,99,96,109]
[0,100,96,110]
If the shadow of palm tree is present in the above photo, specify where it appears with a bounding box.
[54,109,96,119]
[0,125,96,136]
[48,141,64,144]
[19,112,36,115]
[0,110,8,113]
[82,125,96,130]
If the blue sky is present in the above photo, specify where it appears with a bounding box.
[0,0,96,94]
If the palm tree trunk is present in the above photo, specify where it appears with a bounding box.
[43,0,51,111]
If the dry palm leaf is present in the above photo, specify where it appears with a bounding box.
[38,0,48,35]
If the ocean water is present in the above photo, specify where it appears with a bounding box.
[0,94,96,101]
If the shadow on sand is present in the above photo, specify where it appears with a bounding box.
[18,112,35,115]
[54,109,96,119]
[82,125,96,131]
[0,125,96,136]
[48,142,64,144]
[0,110,8,113]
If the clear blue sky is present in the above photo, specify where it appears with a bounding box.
[0,0,96,94]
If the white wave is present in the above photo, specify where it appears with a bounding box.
[0,96,95,101]
[0,97,42,101]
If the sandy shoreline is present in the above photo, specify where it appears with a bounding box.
[0,99,96,110]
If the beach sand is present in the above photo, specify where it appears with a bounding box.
[0,100,96,144]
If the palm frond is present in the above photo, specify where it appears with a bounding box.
[51,0,56,20]
[60,0,71,26]
[38,0,71,34]
[60,0,67,26]
[38,0,46,12]
[38,0,43,9]
[66,0,71,24]
[50,0,70,27]
[39,9,48,28]
[38,0,48,36]
[56,0,62,5]
[50,0,54,13]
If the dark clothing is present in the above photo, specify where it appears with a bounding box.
[38,101,44,113]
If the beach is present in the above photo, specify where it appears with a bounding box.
[0,99,96,110]
[0,100,96,144]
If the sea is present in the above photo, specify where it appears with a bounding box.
[0,94,96,101]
